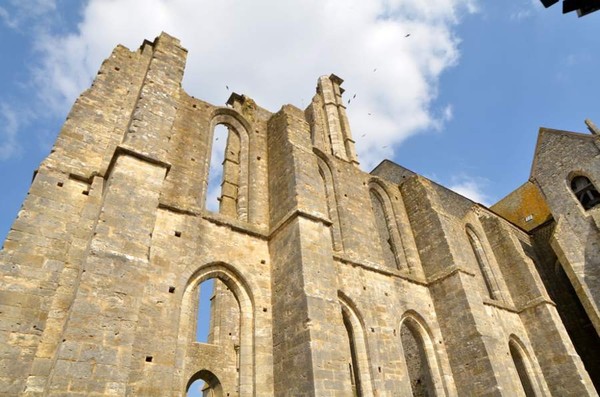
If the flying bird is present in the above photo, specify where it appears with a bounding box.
[226,85,229,90]
[347,99,351,104]
[382,145,388,149]
[405,34,410,37]
[373,68,377,72]
[361,133,366,137]
[353,94,356,99]
[368,113,372,116]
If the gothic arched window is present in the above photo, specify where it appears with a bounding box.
[466,226,501,300]
[570,175,600,210]
[369,188,400,270]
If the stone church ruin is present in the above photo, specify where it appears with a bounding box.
[1,33,599,396]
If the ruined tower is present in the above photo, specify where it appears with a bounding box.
[0,33,597,396]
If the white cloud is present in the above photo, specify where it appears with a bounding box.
[205,125,229,212]
[448,174,492,205]
[28,0,476,170]
[0,103,22,160]
[0,0,56,30]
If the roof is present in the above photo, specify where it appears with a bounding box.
[491,181,552,231]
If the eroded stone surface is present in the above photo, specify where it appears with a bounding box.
[0,33,598,396]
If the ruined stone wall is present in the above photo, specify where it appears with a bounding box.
[0,33,597,397]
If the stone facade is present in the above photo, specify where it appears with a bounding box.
[0,32,598,396]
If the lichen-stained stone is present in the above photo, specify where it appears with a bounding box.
[0,32,597,396]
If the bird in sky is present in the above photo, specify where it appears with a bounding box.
[353,94,356,99]
[405,34,410,37]
[226,85,229,90]
[373,68,377,72]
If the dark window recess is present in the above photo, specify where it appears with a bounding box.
[145,356,153,362]
[571,176,600,210]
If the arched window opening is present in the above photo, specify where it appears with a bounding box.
[187,370,223,397]
[206,124,241,217]
[318,162,343,251]
[195,278,240,348]
[466,226,500,300]
[571,175,600,210]
[401,322,435,397]
[179,264,254,395]
[509,340,537,397]
[370,189,399,269]
[342,309,362,396]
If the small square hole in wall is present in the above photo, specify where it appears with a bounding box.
[57,182,64,187]
[145,356,153,362]
[174,231,182,238]
[82,190,89,196]
[168,286,175,293]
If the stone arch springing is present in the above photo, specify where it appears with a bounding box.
[465,225,502,301]
[205,109,252,222]
[315,151,343,251]
[508,335,545,397]
[368,180,407,270]
[176,262,254,396]
[338,292,374,397]
[569,173,600,210]
[399,311,448,397]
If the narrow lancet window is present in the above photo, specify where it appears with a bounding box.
[466,226,500,300]
[196,279,214,343]
[342,309,362,396]
[509,340,538,397]
[401,321,435,397]
[192,277,241,396]
[196,279,240,347]
[206,124,241,217]
[571,175,600,210]
[370,189,399,269]
[318,162,342,251]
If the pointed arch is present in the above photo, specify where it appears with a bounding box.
[465,224,502,301]
[338,292,374,397]
[508,335,545,397]
[175,262,254,396]
[186,369,224,397]
[399,311,449,397]
[368,179,407,270]
[315,150,343,251]
[205,108,253,222]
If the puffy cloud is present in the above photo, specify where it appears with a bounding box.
[29,0,477,169]
[448,174,492,205]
